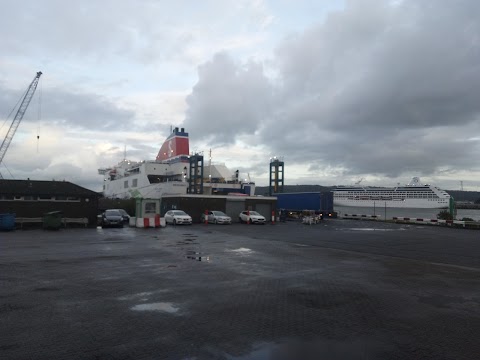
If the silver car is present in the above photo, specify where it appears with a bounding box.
[239,210,266,224]
[201,211,232,224]
[164,210,192,225]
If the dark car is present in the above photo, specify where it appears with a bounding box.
[102,209,124,228]
[110,208,131,224]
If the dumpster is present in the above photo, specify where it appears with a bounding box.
[0,213,16,231]
[43,211,63,230]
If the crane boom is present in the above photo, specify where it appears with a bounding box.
[0,71,42,178]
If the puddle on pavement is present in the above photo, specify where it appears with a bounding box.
[34,287,60,292]
[118,290,169,301]
[225,343,271,360]
[98,276,120,281]
[118,292,153,301]
[185,250,210,261]
[224,338,392,360]
[340,228,406,231]
[186,255,210,261]
[177,241,199,245]
[131,302,179,313]
[229,248,253,254]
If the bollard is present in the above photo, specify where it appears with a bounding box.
[204,209,208,225]
[271,210,275,225]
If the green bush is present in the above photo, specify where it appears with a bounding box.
[437,210,453,220]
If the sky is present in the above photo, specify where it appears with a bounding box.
[1,0,480,192]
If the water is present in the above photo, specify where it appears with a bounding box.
[335,206,480,221]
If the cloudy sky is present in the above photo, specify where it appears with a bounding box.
[1,0,480,192]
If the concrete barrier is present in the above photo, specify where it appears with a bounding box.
[342,214,380,220]
[392,217,465,227]
[135,215,165,228]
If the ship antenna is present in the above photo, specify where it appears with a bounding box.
[209,148,212,183]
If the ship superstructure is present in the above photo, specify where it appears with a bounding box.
[98,127,255,199]
[333,177,451,209]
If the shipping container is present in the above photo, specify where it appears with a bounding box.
[275,192,336,218]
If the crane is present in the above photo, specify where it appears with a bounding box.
[0,71,42,179]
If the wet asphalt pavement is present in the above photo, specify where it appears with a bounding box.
[1,219,479,359]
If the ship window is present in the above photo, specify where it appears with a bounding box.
[23,196,36,201]
[124,180,128,188]
[132,179,138,187]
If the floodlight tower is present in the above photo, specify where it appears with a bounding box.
[269,157,284,196]
[188,153,204,194]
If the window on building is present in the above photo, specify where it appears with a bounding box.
[38,195,53,201]
[145,202,156,214]
[124,180,128,188]
[132,179,138,187]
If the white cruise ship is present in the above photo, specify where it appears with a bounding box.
[98,127,255,199]
[333,177,451,209]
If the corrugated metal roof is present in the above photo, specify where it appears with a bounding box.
[0,179,101,197]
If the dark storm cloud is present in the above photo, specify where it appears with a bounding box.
[184,0,480,180]
[0,83,135,131]
[45,88,135,130]
[183,53,272,145]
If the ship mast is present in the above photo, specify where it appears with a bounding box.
[208,148,212,183]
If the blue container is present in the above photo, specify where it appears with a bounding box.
[0,213,16,231]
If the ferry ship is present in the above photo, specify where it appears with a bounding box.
[333,177,451,208]
[98,127,255,199]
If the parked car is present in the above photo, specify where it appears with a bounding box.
[201,211,232,224]
[239,210,266,224]
[110,209,131,224]
[101,209,124,228]
[164,210,192,225]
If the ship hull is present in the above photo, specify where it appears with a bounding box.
[104,180,188,199]
[334,198,448,209]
